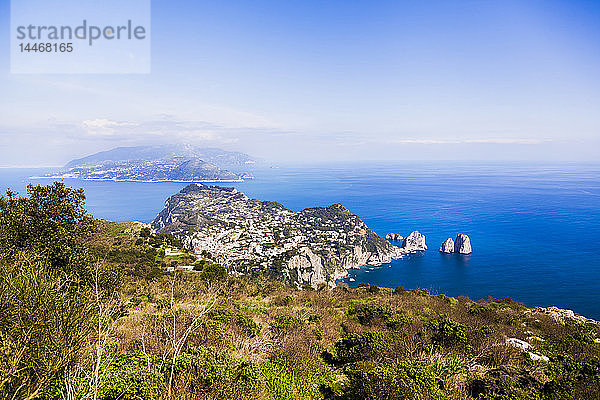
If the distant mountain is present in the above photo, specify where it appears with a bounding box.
[51,145,256,183]
[66,145,255,170]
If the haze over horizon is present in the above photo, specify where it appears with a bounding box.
[1,0,599,165]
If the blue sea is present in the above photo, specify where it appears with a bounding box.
[1,162,599,319]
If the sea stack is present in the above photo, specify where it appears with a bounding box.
[402,231,427,251]
[439,238,454,253]
[386,233,403,242]
[454,234,472,254]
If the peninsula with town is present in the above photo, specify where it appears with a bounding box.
[151,183,416,288]
[43,145,256,182]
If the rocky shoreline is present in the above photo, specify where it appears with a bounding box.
[32,176,247,183]
[528,306,599,325]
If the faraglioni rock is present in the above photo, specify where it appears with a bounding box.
[401,231,427,251]
[454,234,472,254]
[385,233,403,241]
[439,238,454,253]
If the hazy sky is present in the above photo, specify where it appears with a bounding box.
[1,0,600,165]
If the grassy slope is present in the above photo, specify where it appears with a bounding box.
[93,220,600,400]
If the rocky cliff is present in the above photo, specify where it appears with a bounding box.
[151,184,403,289]
[454,234,472,254]
[385,233,403,241]
[439,238,455,253]
[438,234,472,254]
[401,231,427,251]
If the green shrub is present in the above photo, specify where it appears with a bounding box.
[272,294,294,306]
[367,284,380,294]
[156,298,170,310]
[328,332,389,364]
[99,353,164,400]
[348,303,392,325]
[544,354,600,399]
[0,259,94,398]
[394,286,407,295]
[270,315,304,333]
[235,313,260,337]
[313,328,324,341]
[468,376,546,400]
[209,307,260,337]
[195,319,231,348]
[199,262,228,281]
[308,314,321,322]
[386,314,412,330]
[172,346,261,399]
[261,361,318,400]
[342,360,448,400]
[209,307,236,323]
[426,318,468,347]
[469,304,495,315]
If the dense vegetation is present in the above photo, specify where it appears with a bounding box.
[1,183,599,399]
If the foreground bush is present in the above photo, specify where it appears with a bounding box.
[343,361,448,400]
[99,353,164,400]
[0,258,94,399]
[171,346,261,399]
[262,361,318,400]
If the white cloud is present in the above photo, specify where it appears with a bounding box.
[390,138,551,145]
[82,119,139,136]
[72,117,248,145]
[82,119,137,129]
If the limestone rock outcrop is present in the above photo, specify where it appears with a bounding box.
[385,233,403,241]
[507,338,530,351]
[507,338,549,362]
[283,242,406,289]
[439,238,454,253]
[285,247,327,289]
[401,231,427,251]
[454,234,472,254]
[528,306,599,325]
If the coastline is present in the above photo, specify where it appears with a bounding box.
[338,259,600,325]
[337,262,600,325]
[30,176,247,183]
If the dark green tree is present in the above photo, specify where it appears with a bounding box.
[0,182,102,399]
[0,181,95,283]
